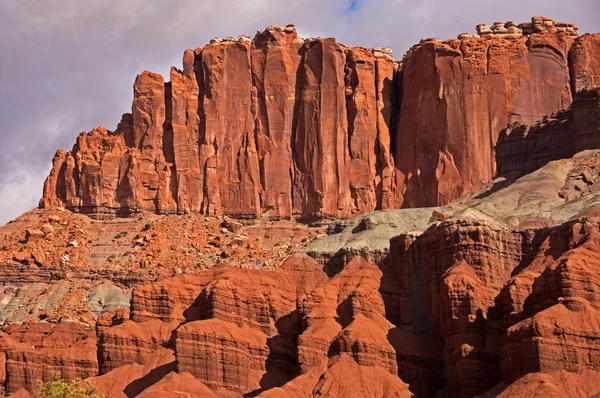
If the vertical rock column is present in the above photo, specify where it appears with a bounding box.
[169,49,203,213]
[345,47,378,214]
[251,25,304,219]
[570,33,600,93]
[200,39,261,217]
[131,71,176,212]
[293,38,352,218]
[374,49,397,210]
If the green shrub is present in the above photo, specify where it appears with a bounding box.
[35,371,106,398]
[508,120,521,129]
[143,223,152,231]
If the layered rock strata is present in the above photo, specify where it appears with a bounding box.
[380,218,600,397]
[1,323,98,394]
[4,217,599,397]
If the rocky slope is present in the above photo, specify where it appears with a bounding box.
[40,18,600,219]
[2,16,600,398]
[6,151,600,397]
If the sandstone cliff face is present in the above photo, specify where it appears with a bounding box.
[40,18,600,220]
[40,25,389,220]
[394,30,576,207]
[97,319,177,373]
[496,88,600,177]
[378,218,600,397]
[570,34,600,93]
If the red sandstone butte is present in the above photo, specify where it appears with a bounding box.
[40,19,600,220]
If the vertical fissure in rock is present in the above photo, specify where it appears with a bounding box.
[192,48,206,214]
[163,80,178,209]
[290,44,306,219]
[345,50,357,212]
[374,58,383,210]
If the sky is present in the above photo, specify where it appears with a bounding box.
[0,0,598,225]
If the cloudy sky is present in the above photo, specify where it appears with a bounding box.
[0,0,598,225]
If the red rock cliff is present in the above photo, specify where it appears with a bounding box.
[40,19,600,219]
[394,18,581,207]
[496,88,600,177]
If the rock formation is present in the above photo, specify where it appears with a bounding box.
[3,15,600,398]
[570,34,600,92]
[394,23,576,207]
[496,88,600,176]
[1,323,98,393]
[40,18,600,219]
[7,201,600,396]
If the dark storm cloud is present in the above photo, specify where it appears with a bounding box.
[0,0,598,224]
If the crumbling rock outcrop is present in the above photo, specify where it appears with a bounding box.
[470,17,579,40]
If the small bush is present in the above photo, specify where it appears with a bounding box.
[508,120,521,129]
[35,371,106,398]
[143,223,152,231]
[113,231,127,239]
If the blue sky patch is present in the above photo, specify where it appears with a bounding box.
[344,0,362,14]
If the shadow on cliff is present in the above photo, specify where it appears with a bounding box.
[245,310,302,397]
[375,72,400,210]
[474,176,516,199]
[123,360,176,397]
[321,250,353,278]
